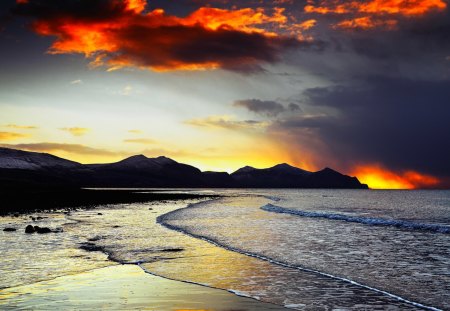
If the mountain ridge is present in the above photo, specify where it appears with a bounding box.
[0,147,368,189]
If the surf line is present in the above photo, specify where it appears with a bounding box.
[261,203,450,234]
[157,203,442,311]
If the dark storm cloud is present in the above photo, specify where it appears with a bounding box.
[271,77,450,184]
[11,0,133,20]
[233,99,285,116]
[343,10,450,62]
[233,99,301,117]
[111,24,300,72]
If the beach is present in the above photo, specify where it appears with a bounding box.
[1,189,449,310]
[0,265,285,310]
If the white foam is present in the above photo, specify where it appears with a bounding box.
[261,203,450,234]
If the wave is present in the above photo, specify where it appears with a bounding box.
[157,208,442,311]
[261,203,450,234]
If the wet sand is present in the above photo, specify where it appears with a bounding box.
[0,265,286,310]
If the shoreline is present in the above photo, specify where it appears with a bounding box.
[2,189,446,310]
[0,188,219,215]
[0,194,285,311]
[0,194,288,311]
[0,264,287,310]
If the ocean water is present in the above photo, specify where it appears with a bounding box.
[1,189,449,310]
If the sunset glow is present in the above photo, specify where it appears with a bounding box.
[1,0,448,189]
[352,165,441,189]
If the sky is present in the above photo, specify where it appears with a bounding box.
[0,0,449,189]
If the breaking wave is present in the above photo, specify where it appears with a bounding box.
[261,203,450,234]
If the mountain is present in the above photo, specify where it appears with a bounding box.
[306,167,365,188]
[0,147,81,170]
[0,147,368,189]
[231,163,311,187]
[230,163,364,188]
[0,147,89,189]
[86,154,205,187]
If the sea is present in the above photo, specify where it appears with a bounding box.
[1,189,449,310]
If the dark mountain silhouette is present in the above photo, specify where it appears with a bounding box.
[231,163,311,187]
[86,154,205,187]
[230,163,364,188]
[0,147,368,189]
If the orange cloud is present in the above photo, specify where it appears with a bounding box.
[305,0,447,29]
[126,0,146,14]
[358,0,446,15]
[14,0,304,72]
[305,3,351,14]
[336,16,398,30]
[306,0,446,16]
[351,164,440,189]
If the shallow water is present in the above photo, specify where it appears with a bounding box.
[158,190,450,310]
[0,265,286,311]
[1,190,449,310]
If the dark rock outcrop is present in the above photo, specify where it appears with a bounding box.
[25,225,35,233]
[34,226,52,234]
[24,225,59,234]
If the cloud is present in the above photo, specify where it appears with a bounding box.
[304,0,447,30]
[12,0,309,72]
[335,16,398,30]
[305,0,446,16]
[233,99,285,117]
[123,138,157,144]
[59,127,90,136]
[288,103,301,111]
[128,129,142,134]
[185,115,269,131]
[0,142,118,156]
[270,77,450,187]
[233,99,301,117]
[0,131,30,141]
[4,124,38,129]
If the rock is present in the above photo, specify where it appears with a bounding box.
[35,226,52,234]
[25,225,35,233]
[97,213,103,215]
[3,227,16,232]
[148,208,153,210]
[79,242,104,252]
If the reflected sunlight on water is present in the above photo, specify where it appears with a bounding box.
[1,190,449,310]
